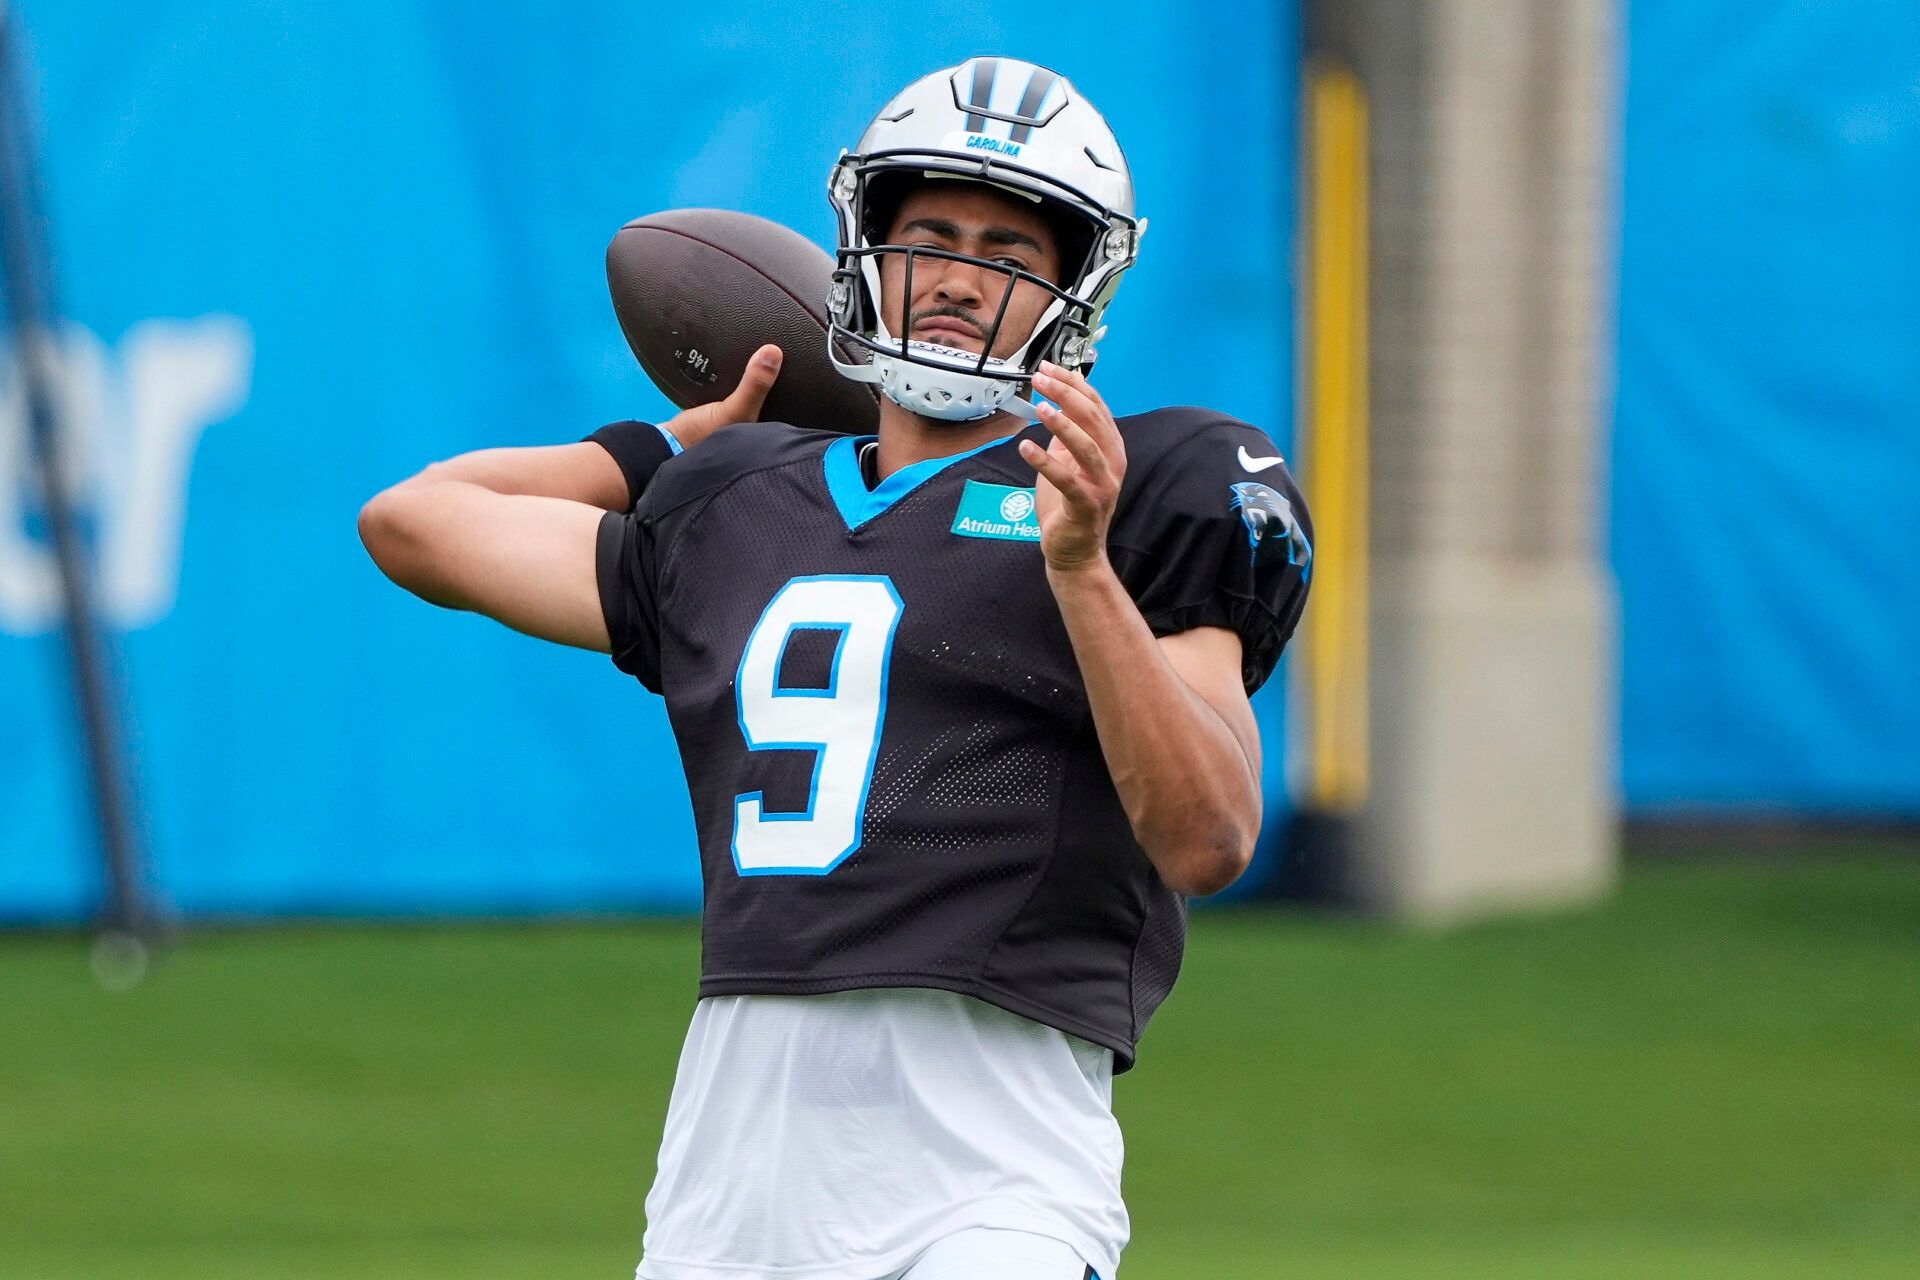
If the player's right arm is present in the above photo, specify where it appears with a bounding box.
[405,440,635,511]
[357,344,783,650]
[358,481,612,650]
[401,344,783,511]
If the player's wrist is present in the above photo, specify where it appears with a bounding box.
[1043,546,1114,581]
[657,409,710,450]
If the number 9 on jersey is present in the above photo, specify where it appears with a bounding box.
[732,576,903,875]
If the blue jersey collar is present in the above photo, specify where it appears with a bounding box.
[822,432,1018,532]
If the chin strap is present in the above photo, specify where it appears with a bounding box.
[830,335,1042,423]
[998,394,1042,424]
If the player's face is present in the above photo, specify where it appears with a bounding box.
[879,183,1064,361]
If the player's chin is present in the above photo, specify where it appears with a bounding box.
[912,327,986,354]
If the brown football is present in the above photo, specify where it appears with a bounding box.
[606,209,880,435]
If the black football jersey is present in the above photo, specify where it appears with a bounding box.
[593,408,1310,1069]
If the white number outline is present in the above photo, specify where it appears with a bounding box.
[731,574,903,876]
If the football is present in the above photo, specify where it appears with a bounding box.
[606,209,880,435]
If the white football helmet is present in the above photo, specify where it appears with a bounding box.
[826,58,1143,422]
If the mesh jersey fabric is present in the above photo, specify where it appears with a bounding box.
[596,410,1311,1068]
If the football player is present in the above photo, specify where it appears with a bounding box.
[360,57,1310,1280]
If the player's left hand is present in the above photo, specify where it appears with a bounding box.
[1020,361,1126,573]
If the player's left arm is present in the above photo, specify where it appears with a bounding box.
[1045,575,1262,897]
[1023,364,1296,896]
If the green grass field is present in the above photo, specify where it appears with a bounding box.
[4,855,1917,1278]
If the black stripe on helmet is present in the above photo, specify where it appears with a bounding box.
[964,57,998,133]
[1009,67,1058,144]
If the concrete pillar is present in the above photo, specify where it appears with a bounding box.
[1302,0,1617,920]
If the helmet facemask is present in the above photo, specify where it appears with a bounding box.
[829,175,1107,422]
[826,60,1141,424]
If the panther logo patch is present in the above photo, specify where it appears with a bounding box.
[1229,482,1312,577]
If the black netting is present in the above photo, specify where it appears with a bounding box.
[775,625,843,692]
[1130,889,1189,1040]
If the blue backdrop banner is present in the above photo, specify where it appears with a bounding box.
[1,1,1299,919]
[1614,0,1920,814]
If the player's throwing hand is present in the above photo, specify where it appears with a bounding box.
[660,343,784,449]
[1020,361,1127,573]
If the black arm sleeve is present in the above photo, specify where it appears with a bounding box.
[585,420,677,510]
[1107,418,1313,693]
[595,510,663,692]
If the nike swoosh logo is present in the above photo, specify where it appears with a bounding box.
[1237,446,1286,473]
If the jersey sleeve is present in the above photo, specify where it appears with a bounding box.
[1107,417,1313,693]
[592,423,831,692]
[595,508,663,691]
[584,419,682,510]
